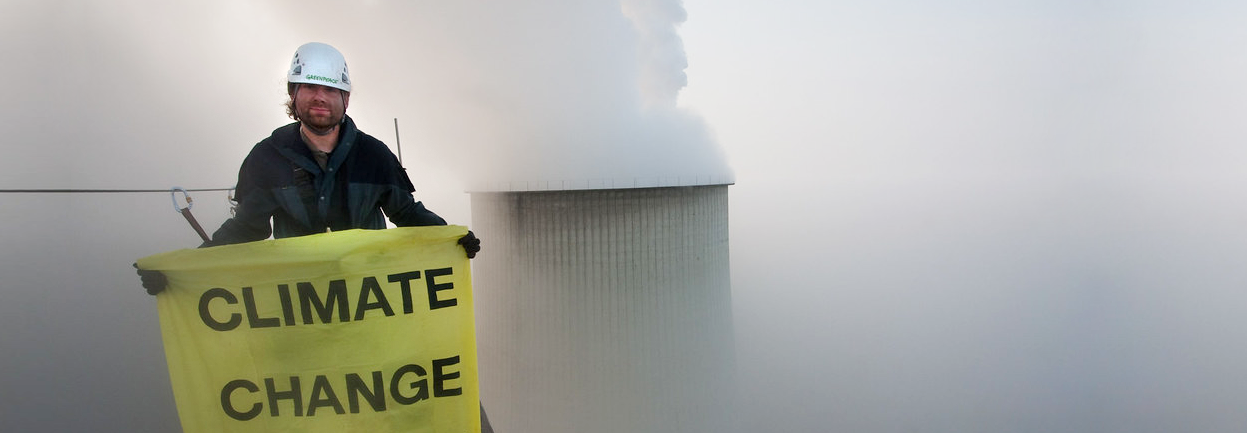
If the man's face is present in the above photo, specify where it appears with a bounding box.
[293,84,349,131]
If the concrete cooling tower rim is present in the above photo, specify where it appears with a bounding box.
[466,175,735,193]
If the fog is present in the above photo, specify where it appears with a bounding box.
[4,0,1247,432]
[680,1,1247,432]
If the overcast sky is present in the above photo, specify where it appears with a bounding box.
[4,0,1247,432]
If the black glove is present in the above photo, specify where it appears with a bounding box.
[133,263,168,295]
[458,230,481,259]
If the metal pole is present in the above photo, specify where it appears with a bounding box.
[393,118,403,165]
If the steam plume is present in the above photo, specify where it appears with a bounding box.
[622,0,691,107]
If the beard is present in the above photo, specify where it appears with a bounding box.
[298,104,344,135]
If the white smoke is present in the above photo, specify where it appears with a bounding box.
[621,0,690,107]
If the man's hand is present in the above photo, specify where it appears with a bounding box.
[458,231,481,259]
[133,263,168,295]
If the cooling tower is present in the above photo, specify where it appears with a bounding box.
[470,182,734,433]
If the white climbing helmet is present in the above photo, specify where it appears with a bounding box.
[287,42,351,92]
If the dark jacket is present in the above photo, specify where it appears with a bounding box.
[206,116,445,246]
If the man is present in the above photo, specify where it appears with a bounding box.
[136,42,490,431]
[139,41,478,283]
[205,41,475,248]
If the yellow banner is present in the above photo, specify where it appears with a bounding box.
[136,226,479,433]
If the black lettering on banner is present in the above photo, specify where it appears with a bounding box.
[307,375,346,416]
[354,276,395,320]
[265,377,304,417]
[200,288,242,331]
[298,280,349,324]
[201,268,457,332]
[390,364,430,405]
[388,271,422,314]
[432,356,463,397]
[346,371,386,413]
[278,284,296,326]
[425,268,457,310]
[221,379,262,421]
[243,287,280,328]
[219,359,464,420]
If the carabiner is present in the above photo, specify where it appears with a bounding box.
[170,187,193,213]
[226,188,238,217]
